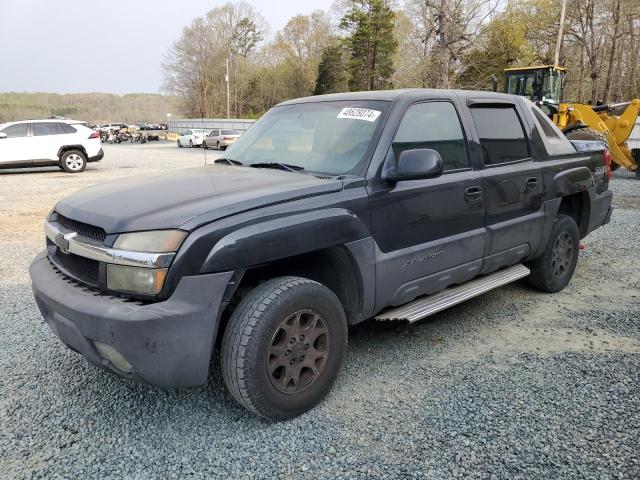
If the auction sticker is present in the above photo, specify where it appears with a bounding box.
[337,107,381,122]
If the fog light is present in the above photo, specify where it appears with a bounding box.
[107,264,167,295]
[93,341,132,373]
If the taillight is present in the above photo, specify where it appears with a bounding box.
[89,131,100,139]
[602,149,612,179]
[223,136,234,141]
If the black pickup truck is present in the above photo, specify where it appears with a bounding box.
[30,89,613,419]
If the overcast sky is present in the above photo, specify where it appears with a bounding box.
[0,0,335,95]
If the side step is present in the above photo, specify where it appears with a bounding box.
[375,264,530,322]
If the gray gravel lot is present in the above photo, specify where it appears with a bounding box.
[1,143,639,479]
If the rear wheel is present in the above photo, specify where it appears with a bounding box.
[177,139,182,148]
[526,214,580,293]
[59,150,87,173]
[216,141,220,150]
[221,276,347,420]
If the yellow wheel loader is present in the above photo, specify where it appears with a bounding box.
[504,65,640,178]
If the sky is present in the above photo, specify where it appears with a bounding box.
[0,0,335,95]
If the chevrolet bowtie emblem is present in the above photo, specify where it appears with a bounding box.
[55,232,77,254]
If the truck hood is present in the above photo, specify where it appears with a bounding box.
[54,165,343,233]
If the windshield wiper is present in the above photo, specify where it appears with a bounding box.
[249,162,304,173]
[214,158,243,166]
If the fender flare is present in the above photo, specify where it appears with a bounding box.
[201,208,370,272]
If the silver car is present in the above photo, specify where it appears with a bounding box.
[203,129,242,150]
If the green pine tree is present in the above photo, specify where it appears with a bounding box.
[314,45,349,95]
[340,0,397,91]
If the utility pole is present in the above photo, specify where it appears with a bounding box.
[225,58,230,119]
[554,0,567,67]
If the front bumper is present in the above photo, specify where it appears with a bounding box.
[30,252,233,387]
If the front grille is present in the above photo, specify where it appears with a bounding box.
[56,213,107,243]
[52,251,100,286]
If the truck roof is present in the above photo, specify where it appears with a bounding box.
[277,88,519,106]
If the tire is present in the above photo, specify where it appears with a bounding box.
[526,214,580,293]
[203,141,208,150]
[59,150,87,173]
[221,276,347,420]
[189,140,193,148]
[177,140,182,148]
[216,141,220,150]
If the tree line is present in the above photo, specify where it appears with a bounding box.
[163,0,640,119]
[0,93,182,124]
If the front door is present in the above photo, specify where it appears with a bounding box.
[0,123,31,165]
[368,100,487,310]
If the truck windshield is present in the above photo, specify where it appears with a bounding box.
[222,100,388,175]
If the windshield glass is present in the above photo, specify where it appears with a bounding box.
[222,100,388,175]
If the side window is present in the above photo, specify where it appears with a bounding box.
[33,122,64,136]
[529,103,576,156]
[392,102,469,171]
[1,123,28,138]
[60,124,77,134]
[470,106,530,165]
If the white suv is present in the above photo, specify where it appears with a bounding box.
[0,119,104,173]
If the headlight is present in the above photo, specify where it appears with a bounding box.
[113,229,186,252]
[107,264,167,295]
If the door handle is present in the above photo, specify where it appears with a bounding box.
[526,177,538,190]
[464,186,482,202]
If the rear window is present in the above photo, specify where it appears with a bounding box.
[470,106,530,165]
[33,122,72,136]
[1,123,28,137]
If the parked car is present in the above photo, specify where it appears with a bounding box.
[177,129,209,148]
[0,119,103,172]
[203,129,242,150]
[30,89,613,420]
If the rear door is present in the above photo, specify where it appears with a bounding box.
[0,123,31,164]
[31,122,71,161]
[466,99,544,273]
[368,99,487,309]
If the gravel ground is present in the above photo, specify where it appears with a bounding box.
[1,144,639,479]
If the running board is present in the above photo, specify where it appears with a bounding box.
[375,264,530,323]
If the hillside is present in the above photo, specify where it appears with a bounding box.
[0,92,184,124]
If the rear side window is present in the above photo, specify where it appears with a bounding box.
[60,123,77,134]
[393,102,469,171]
[470,106,530,165]
[528,101,576,156]
[33,122,67,136]
[1,123,28,137]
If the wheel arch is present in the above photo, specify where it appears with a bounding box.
[226,245,367,326]
[58,145,88,159]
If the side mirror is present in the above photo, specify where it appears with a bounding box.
[383,148,444,183]
[0,132,7,139]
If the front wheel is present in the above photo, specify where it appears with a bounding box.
[526,214,580,292]
[221,277,347,420]
[60,150,87,173]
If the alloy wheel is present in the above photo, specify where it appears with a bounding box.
[266,309,331,394]
[65,154,84,171]
[551,231,573,278]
